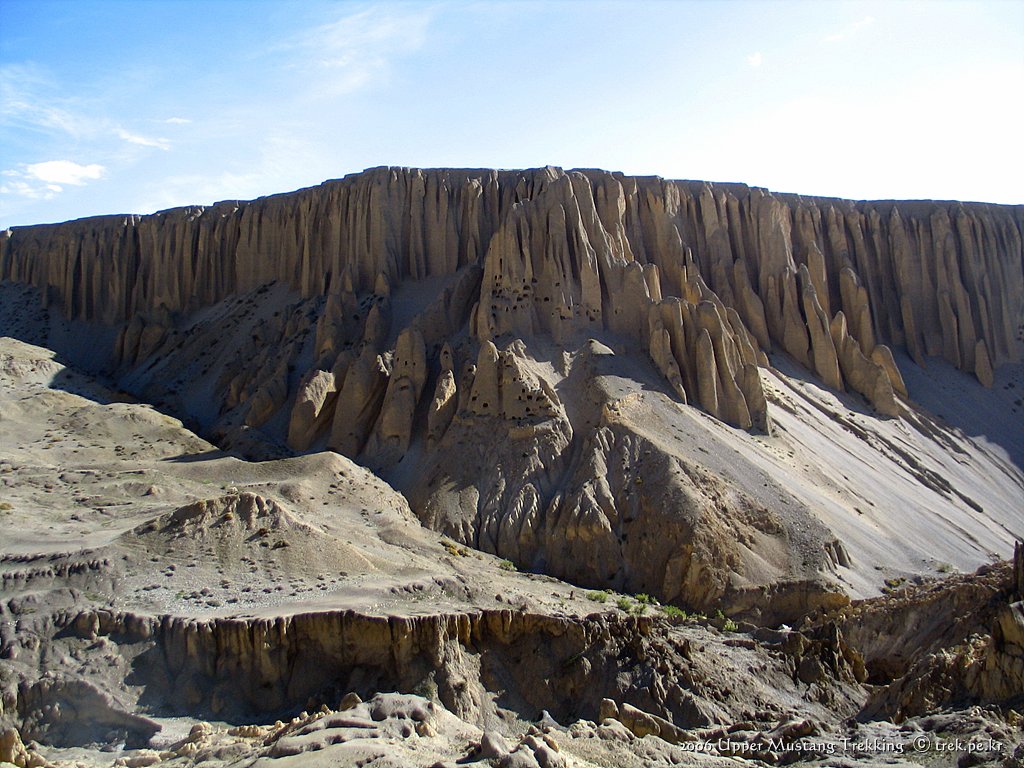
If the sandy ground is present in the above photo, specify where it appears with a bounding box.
[0,336,596,621]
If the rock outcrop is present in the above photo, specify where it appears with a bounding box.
[2,166,1021,618]
[286,368,338,451]
[3,601,860,740]
[3,168,1019,408]
[826,552,1024,721]
[327,346,389,457]
[363,326,428,466]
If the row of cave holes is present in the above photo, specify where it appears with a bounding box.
[488,276,604,325]
[490,275,564,306]
[469,384,549,416]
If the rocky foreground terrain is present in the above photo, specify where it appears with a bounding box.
[0,167,1022,766]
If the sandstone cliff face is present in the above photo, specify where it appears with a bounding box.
[2,168,1020,400]
[3,601,861,744]
[2,167,1022,618]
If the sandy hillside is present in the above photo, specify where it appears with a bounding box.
[0,335,1020,768]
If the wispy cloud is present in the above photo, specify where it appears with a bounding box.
[747,52,763,68]
[0,64,95,137]
[135,169,262,213]
[1,160,106,199]
[3,64,177,153]
[275,6,434,97]
[823,16,875,43]
[307,7,432,67]
[130,131,319,215]
[117,128,171,150]
[1,5,437,223]
[0,178,59,200]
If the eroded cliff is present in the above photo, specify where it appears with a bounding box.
[3,168,1020,390]
[2,167,1022,621]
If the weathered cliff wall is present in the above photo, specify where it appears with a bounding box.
[2,168,1021,616]
[3,602,863,745]
[2,167,1020,403]
[8,557,1020,748]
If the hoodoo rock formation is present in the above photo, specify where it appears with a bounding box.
[1,166,1022,622]
[3,168,1019,390]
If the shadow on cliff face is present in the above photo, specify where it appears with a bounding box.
[770,348,1022,510]
[0,280,118,375]
[15,676,161,749]
[0,280,132,409]
[121,611,625,726]
[897,349,1024,468]
[163,448,231,463]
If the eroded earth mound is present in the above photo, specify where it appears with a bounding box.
[0,167,1022,765]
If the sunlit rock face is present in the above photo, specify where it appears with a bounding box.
[3,167,1018,382]
[2,166,1022,622]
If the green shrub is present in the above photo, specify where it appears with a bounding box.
[616,597,632,611]
[498,559,516,572]
[586,590,610,603]
[882,576,907,594]
[442,540,467,557]
[659,605,687,620]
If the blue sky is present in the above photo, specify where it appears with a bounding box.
[1,0,1022,227]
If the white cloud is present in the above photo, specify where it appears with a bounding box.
[823,16,875,43]
[747,52,763,68]
[0,179,58,200]
[163,117,191,125]
[3,66,175,153]
[25,160,105,185]
[1,160,106,199]
[117,128,171,150]
[311,8,431,65]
